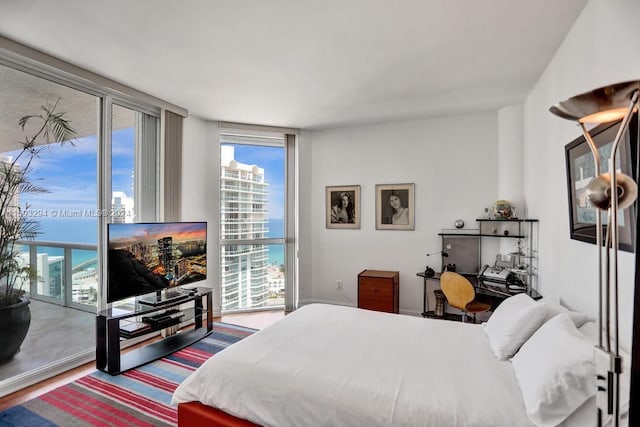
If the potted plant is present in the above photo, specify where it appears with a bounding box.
[0,100,75,362]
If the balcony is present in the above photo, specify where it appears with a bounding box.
[0,299,94,388]
[15,240,99,310]
[0,241,97,396]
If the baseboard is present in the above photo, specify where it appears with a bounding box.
[0,349,94,398]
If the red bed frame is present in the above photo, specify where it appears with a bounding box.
[178,402,260,426]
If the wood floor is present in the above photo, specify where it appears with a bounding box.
[222,309,285,330]
[0,310,284,412]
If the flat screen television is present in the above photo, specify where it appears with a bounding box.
[107,222,207,303]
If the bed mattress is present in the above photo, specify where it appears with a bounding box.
[172,303,532,426]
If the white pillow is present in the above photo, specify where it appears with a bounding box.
[482,293,547,360]
[540,299,589,328]
[512,313,595,427]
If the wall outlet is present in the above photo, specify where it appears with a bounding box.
[336,280,343,290]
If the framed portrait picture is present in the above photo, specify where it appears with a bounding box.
[325,185,360,229]
[375,183,415,230]
[565,113,637,252]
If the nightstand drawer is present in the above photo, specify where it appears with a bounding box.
[359,278,394,301]
[358,269,399,314]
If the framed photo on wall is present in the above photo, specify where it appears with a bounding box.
[565,113,637,252]
[326,185,360,229]
[375,183,415,230]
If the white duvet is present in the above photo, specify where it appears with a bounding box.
[172,303,533,426]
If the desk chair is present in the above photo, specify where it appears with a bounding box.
[440,272,491,323]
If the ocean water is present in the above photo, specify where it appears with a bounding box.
[37,218,97,245]
[268,245,284,266]
[267,218,285,266]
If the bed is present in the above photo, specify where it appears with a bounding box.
[172,301,617,427]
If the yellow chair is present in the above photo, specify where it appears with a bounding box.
[440,272,491,323]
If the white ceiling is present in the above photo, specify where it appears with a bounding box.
[0,0,588,130]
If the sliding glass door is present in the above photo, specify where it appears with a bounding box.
[0,60,159,390]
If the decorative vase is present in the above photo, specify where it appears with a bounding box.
[434,290,445,317]
[0,297,31,362]
[492,200,513,219]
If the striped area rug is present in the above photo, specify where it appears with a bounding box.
[0,322,255,427]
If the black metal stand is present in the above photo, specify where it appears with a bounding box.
[96,288,213,375]
[417,271,438,318]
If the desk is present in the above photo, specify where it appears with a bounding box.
[476,281,542,301]
[416,271,542,318]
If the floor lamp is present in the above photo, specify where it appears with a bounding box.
[550,80,639,427]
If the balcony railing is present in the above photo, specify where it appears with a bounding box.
[17,239,99,313]
[221,207,269,214]
[220,196,268,203]
[221,218,269,224]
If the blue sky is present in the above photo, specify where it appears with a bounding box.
[7,128,134,212]
[2,132,284,243]
[225,144,285,219]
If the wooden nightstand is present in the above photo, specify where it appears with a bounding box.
[357,269,399,313]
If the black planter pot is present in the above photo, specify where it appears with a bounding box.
[0,297,31,362]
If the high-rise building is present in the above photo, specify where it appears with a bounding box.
[220,146,269,311]
[157,236,174,280]
[111,191,135,223]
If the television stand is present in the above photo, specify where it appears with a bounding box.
[137,289,192,307]
[96,287,213,375]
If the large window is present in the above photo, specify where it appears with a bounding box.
[0,59,160,387]
[0,64,100,310]
[219,133,287,312]
[111,103,158,226]
[0,70,160,312]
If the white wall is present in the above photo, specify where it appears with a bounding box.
[306,113,499,315]
[498,104,524,211]
[181,116,221,316]
[524,0,640,350]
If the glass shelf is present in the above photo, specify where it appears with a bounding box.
[478,233,525,238]
[508,252,535,259]
[476,218,539,222]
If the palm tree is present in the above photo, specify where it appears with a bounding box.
[0,99,76,306]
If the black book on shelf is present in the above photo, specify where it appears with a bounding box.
[137,291,190,307]
[119,322,152,338]
[142,310,184,324]
[148,317,183,330]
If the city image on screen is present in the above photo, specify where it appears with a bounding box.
[107,222,207,303]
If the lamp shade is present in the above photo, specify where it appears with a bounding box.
[549,81,640,123]
[586,172,638,210]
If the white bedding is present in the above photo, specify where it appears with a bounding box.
[172,303,533,426]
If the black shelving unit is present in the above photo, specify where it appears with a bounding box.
[475,218,538,238]
[436,218,539,293]
[476,218,539,292]
[96,288,213,375]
